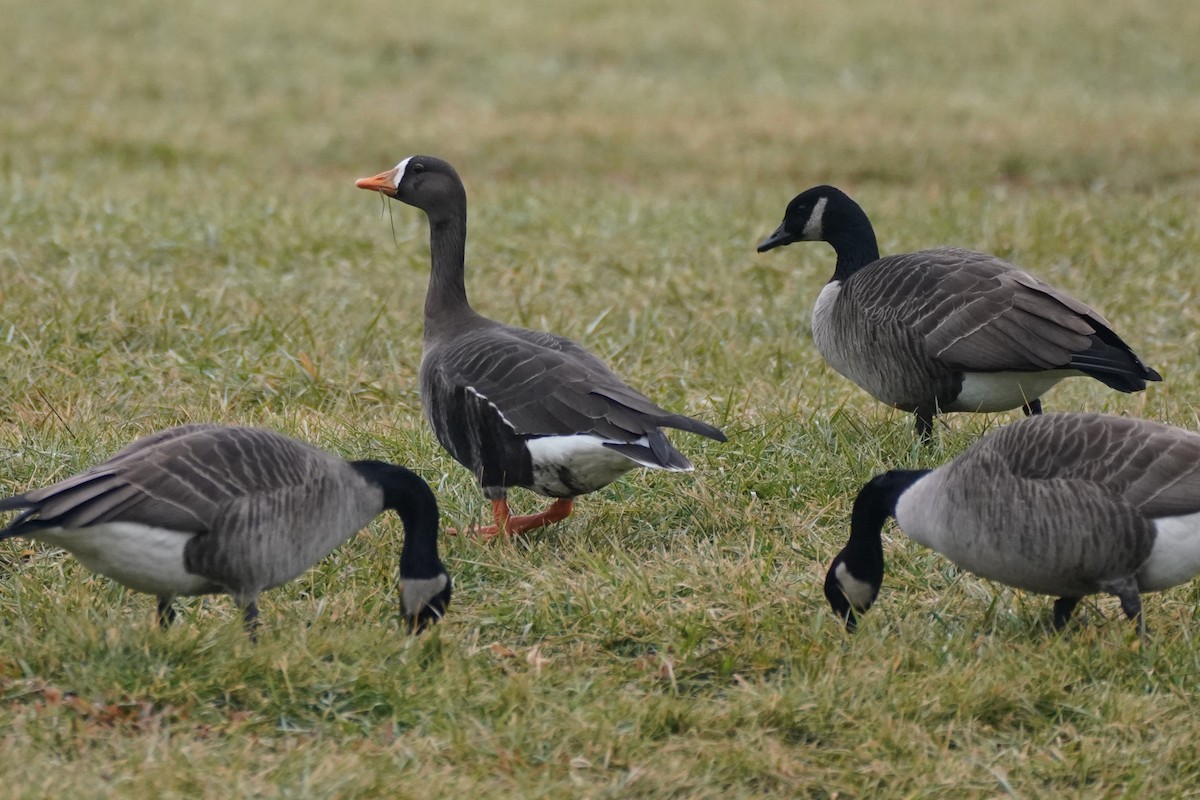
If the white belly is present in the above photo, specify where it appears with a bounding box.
[1138,511,1200,592]
[525,434,639,496]
[947,370,1075,413]
[33,523,214,597]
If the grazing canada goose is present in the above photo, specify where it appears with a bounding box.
[757,186,1161,438]
[356,156,726,538]
[825,412,1200,633]
[0,424,450,633]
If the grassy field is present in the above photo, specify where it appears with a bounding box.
[2,0,1200,796]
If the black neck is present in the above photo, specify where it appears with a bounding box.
[841,469,930,583]
[828,203,882,283]
[351,461,443,579]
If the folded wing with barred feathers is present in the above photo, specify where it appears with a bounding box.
[852,247,1159,390]
[430,322,726,470]
[0,426,354,539]
[976,413,1200,519]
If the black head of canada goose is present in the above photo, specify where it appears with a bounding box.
[355,156,727,539]
[825,412,1200,634]
[757,186,1161,438]
[0,425,451,634]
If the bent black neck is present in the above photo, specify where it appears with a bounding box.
[842,469,930,583]
[352,461,444,579]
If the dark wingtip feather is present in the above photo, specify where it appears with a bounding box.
[603,439,694,471]
[0,494,35,540]
[0,493,31,512]
[1069,334,1162,393]
[659,414,728,443]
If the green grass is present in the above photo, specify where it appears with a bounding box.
[2,0,1200,796]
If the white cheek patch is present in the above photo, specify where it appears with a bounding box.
[802,196,828,240]
[835,561,877,611]
[392,157,413,187]
[402,574,450,615]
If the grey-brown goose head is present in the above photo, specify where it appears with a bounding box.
[356,155,465,219]
[0,425,451,636]
[827,413,1200,635]
[357,155,473,325]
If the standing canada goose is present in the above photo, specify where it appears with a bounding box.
[0,424,451,633]
[757,186,1161,438]
[356,156,726,538]
[825,412,1200,633]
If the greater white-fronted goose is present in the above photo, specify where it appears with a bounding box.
[757,186,1161,438]
[825,412,1200,633]
[356,156,727,538]
[0,424,450,633]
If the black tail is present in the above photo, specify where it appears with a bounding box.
[1069,331,1162,393]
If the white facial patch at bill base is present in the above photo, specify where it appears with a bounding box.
[802,196,828,240]
[392,156,413,187]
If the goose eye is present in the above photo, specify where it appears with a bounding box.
[412,162,425,174]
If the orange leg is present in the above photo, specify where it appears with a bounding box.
[449,498,575,540]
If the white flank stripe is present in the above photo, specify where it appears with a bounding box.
[465,385,518,431]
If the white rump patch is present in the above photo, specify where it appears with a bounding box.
[525,434,641,495]
[33,523,211,597]
[392,156,413,187]
[802,196,828,240]
[834,561,876,611]
[1138,511,1200,592]
[949,370,1075,413]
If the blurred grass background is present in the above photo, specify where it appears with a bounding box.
[2,0,1200,797]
